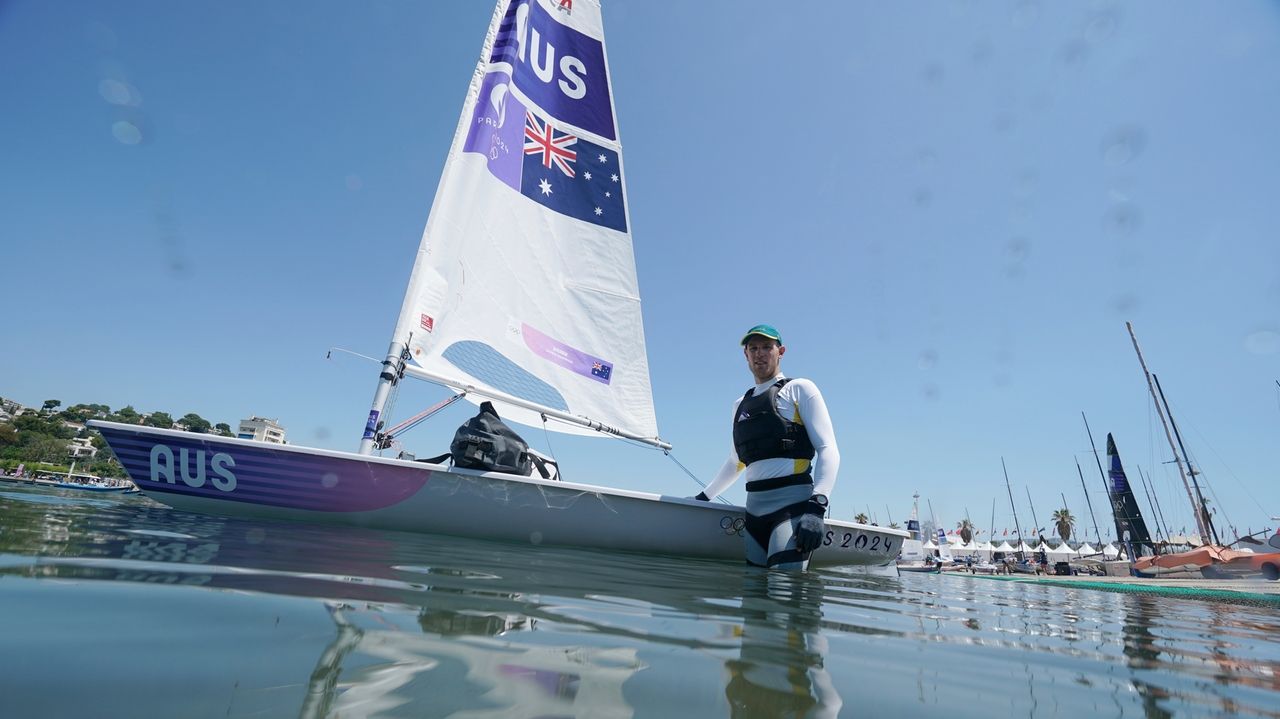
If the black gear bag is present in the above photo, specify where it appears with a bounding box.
[449,401,533,475]
[417,401,557,479]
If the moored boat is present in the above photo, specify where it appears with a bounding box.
[1123,324,1279,580]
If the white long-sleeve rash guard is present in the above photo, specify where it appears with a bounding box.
[700,374,840,502]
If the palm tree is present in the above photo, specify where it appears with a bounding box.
[956,518,974,543]
[854,512,869,524]
[1052,508,1075,542]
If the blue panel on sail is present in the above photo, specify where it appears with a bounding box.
[442,341,569,411]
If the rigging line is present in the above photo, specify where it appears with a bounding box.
[382,392,467,440]
[1173,404,1270,515]
[325,347,382,364]
[528,415,728,505]
[663,451,732,505]
[539,413,559,468]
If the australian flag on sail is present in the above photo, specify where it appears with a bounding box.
[462,71,626,233]
[520,110,626,232]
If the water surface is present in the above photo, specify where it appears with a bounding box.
[2,483,1278,717]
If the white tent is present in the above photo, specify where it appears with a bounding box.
[970,541,995,560]
[1016,542,1035,553]
[923,540,938,550]
[994,541,1016,553]
[1102,543,1120,558]
[1077,542,1098,556]
[1046,543,1077,561]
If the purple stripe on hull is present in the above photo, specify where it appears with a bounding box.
[97,425,430,512]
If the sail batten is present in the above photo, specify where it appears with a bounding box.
[390,0,661,443]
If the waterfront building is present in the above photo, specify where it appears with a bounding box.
[237,416,286,444]
[67,436,98,460]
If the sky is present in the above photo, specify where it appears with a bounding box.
[3,1,1279,543]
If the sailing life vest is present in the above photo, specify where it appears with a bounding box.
[732,378,816,466]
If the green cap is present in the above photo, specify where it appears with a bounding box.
[740,323,782,346]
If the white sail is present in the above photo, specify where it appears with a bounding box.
[392,0,659,440]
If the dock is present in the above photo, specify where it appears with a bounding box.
[964,573,1280,605]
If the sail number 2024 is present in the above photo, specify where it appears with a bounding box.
[824,531,895,553]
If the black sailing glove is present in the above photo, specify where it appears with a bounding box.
[795,498,827,554]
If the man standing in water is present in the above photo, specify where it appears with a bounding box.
[694,324,840,570]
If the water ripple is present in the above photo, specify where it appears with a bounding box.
[2,483,1279,717]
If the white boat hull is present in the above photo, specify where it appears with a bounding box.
[90,421,905,570]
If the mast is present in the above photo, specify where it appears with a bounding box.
[1134,464,1168,544]
[1074,456,1103,545]
[1001,457,1024,559]
[359,340,409,455]
[1125,322,1208,539]
[1025,486,1041,542]
[908,491,921,542]
[1136,464,1172,542]
[1152,372,1219,544]
[1081,413,1113,534]
[989,497,997,547]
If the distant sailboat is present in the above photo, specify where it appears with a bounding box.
[91,0,904,569]
[1123,323,1279,580]
[1103,433,1155,557]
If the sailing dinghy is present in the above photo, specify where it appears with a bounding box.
[91,0,904,570]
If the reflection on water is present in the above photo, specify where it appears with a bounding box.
[1,483,1279,717]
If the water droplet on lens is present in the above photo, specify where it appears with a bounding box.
[1101,126,1145,166]
[1084,12,1118,44]
[1012,1,1040,28]
[1005,237,1030,277]
[321,473,339,488]
[1244,330,1280,355]
[1109,294,1139,314]
[917,350,938,370]
[98,79,134,105]
[1060,40,1088,66]
[111,120,142,145]
[1105,202,1141,236]
[530,531,543,545]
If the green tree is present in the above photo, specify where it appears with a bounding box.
[956,518,975,543]
[180,413,212,434]
[854,512,869,524]
[14,413,73,438]
[42,399,61,413]
[145,412,175,429]
[0,423,18,448]
[27,435,69,463]
[214,422,233,437]
[889,522,901,529]
[113,406,142,424]
[1052,508,1075,542]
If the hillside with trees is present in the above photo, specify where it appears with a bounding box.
[0,397,234,479]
